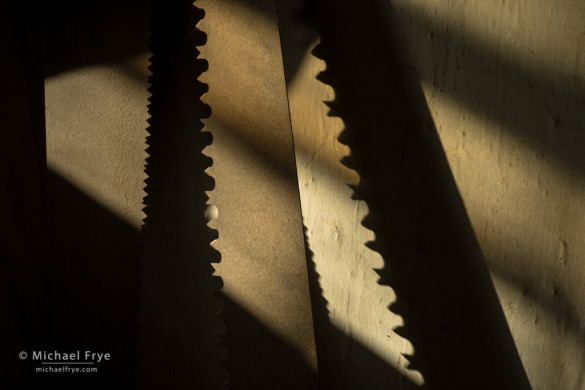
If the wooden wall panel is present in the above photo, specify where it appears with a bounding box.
[278,0,585,389]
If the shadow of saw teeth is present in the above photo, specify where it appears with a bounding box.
[135,0,227,388]
[309,37,424,388]
[292,1,532,389]
[275,0,425,388]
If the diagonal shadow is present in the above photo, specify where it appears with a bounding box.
[14,168,318,389]
[218,291,318,390]
[277,0,425,388]
[42,0,585,185]
[391,2,585,180]
[134,1,227,388]
[293,0,533,388]
[36,0,148,386]
[300,225,420,390]
[274,0,585,187]
[7,0,571,387]
[42,0,150,78]
[42,170,141,388]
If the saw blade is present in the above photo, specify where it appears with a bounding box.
[135,1,227,388]
[198,0,318,388]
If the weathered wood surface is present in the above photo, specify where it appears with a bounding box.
[391,1,585,389]
[279,0,585,389]
[5,0,583,388]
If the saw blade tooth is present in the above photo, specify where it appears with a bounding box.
[135,1,227,387]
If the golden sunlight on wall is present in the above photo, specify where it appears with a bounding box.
[279,0,585,389]
[45,59,149,230]
[32,0,585,388]
[394,1,585,389]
